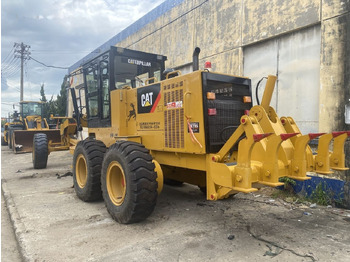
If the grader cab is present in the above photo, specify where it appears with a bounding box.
[48,46,350,224]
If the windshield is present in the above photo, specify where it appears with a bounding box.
[114,56,162,89]
[21,102,42,117]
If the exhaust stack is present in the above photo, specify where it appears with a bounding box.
[193,47,201,71]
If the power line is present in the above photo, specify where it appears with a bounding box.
[1,56,20,71]
[5,68,21,78]
[2,59,21,73]
[29,56,68,69]
[2,66,21,77]
[1,102,17,105]
[31,49,96,54]
[1,45,15,64]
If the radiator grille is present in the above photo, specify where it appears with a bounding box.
[164,84,184,149]
[207,99,246,144]
[205,77,252,153]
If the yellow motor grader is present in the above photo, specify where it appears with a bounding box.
[8,101,62,154]
[38,46,350,224]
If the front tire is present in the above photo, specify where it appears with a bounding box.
[32,133,49,169]
[101,141,158,224]
[73,139,106,202]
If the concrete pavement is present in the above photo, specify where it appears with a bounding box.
[1,145,350,261]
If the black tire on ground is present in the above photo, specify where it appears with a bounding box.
[32,133,49,169]
[8,129,13,149]
[1,135,7,146]
[73,139,106,202]
[8,126,24,149]
[101,141,158,224]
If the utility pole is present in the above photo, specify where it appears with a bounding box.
[14,42,30,102]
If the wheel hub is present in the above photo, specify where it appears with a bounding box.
[76,154,88,188]
[106,161,126,206]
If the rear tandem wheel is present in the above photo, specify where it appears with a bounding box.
[73,139,106,201]
[101,141,158,224]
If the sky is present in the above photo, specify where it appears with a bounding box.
[1,0,165,118]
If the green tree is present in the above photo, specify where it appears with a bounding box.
[40,83,50,119]
[38,77,68,120]
[48,95,57,117]
[56,75,68,116]
[40,83,47,103]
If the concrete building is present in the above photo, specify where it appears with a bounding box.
[69,0,350,134]
[68,0,349,204]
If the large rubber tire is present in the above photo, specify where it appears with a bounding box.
[32,133,49,169]
[101,141,158,224]
[8,128,13,149]
[1,135,7,146]
[73,139,106,202]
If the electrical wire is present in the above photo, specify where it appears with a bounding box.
[4,68,21,78]
[1,46,15,64]
[29,56,68,69]
[127,0,209,48]
[2,57,19,72]
[2,59,21,73]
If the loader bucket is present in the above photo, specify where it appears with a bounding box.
[12,130,61,153]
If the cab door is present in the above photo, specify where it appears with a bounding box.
[83,53,111,128]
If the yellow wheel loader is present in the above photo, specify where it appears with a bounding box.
[65,46,348,224]
[10,101,61,154]
[2,110,22,147]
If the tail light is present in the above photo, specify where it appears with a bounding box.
[207,92,216,100]
[208,108,217,116]
[243,96,251,103]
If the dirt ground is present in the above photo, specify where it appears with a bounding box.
[1,145,350,262]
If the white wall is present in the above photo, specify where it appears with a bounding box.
[244,26,321,134]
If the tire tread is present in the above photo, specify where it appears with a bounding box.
[102,141,157,224]
[73,139,106,202]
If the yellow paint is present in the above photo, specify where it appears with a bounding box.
[74,69,347,201]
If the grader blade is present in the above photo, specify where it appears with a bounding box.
[13,130,61,153]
